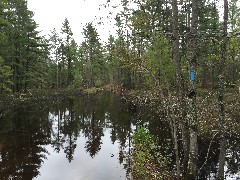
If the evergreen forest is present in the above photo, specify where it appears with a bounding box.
[0,0,240,179]
[0,0,239,93]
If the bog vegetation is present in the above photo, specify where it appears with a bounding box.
[0,0,240,179]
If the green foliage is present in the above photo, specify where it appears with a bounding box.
[143,34,173,88]
[61,18,74,87]
[133,127,155,146]
[81,22,106,87]
[226,0,240,86]
[71,66,83,88]
[0,0,49,92]
[0,56,12,92]
[0,0,239,94]
[132,127,169,179]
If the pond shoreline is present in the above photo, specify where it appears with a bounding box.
[1,85,240,138]
[0,89,82,112]
[0,86,240,179]
[1,86,240,135]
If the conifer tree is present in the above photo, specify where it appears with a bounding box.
[61,18,74,87]
[48,28,61,88]
[0,0,12,92]
[82,22,104,87]
[3,0,47,92]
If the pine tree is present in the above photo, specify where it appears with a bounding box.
[82,22,104,87]
[4,0,47,92]
[61,18,74,87]
[227,0,240,85]
[0,0,12,92]
[0,56,12,92]
[48,28,61,88]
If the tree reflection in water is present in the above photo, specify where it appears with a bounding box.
[0,103,50,179]
[0,91,240,179]
[85,110,104,158]
[0,92,134,179]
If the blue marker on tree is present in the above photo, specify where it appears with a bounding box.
[188,70,196,98]
[190,70,195,81]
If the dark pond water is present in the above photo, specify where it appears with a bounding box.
[0,91,240,180]
[0,92,145,180]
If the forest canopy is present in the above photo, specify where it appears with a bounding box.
[0,0,239,93]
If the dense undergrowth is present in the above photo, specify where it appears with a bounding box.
[121,87,240,179]
[132,127,172,180]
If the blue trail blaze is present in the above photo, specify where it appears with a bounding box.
[190,70,195,81]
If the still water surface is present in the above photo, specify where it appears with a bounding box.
[0,92,138,180]
[0,91,240,179]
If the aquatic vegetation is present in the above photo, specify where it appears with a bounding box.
[132,127,170,180]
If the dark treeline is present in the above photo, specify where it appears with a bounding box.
[0,0,239,92]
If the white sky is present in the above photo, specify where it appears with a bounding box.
[27,0,239,44]
[27,0,123,44]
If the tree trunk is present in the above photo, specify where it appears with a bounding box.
[67,46,72,86]
[56,51,59,89]
[171,1,185,179]
[170,108,180,180]
[188,0,198,179]
[217,0,228,179]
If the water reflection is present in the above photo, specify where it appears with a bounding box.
[0,91,239,179]
[0,103,50,180]
[0,92,136,179]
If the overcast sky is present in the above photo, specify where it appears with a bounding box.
[27,0,123,44]
[27,1,238,44]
